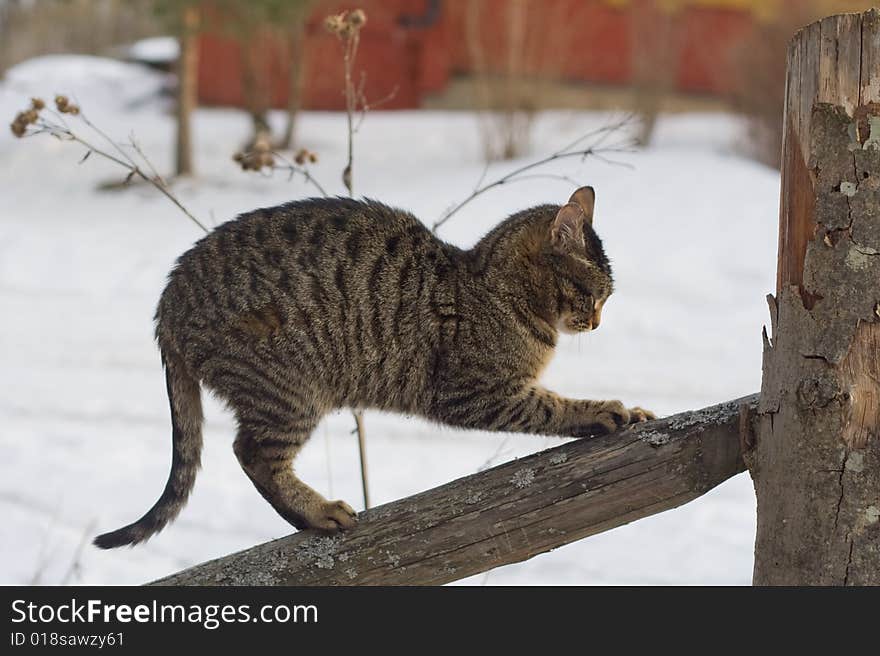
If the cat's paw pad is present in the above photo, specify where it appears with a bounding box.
[597,400,630,431]
[571,400,629,437]
[308,500,358,532]
[628,407,656,423]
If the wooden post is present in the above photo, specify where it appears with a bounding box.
[175,5,199,177]
[749,10,880,585]
[152,397,755,586]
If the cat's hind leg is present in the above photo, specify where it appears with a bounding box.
[233,413,357,532]
[203,355,356,532]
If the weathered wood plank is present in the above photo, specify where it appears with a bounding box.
[152,395,756,586]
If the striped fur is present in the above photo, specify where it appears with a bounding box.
[94,190,654,547]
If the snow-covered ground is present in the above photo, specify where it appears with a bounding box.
[0,57,780,585]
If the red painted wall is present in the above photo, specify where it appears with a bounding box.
[675,6,754,92]
[196,0,759,109]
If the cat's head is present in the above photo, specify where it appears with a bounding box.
[545,186,613,334]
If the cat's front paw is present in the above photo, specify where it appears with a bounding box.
[570,400,630,437]
[628,406,656,423]
[304,499,358,532]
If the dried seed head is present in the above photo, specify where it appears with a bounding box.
[31,97,45,111]
[10,118,27,138]
[10,105,39,138]
[347,9,366,28]
[324,13,346,35]
[233,147,275,172]
[54,94,80,114]
[294,148,318,165]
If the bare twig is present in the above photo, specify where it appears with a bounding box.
[498,172,582,186]
[13,96,210,234]
[477,435,513,473]
[432,115,637,234]
[353,83,399,133]
[270,150,328,196]
[59,520,97,585]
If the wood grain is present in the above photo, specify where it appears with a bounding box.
[753,9,880,585]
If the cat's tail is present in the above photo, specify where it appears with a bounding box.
[93,349,203,549]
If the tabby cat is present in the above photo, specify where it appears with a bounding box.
[94,186,654,548]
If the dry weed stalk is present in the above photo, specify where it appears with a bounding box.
[232,9,379,511]
[325,7,371,508]
[325,8,365,195]
[11,95,208,233]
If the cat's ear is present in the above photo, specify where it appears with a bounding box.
[568,186,595,226]
[550,203,586,250]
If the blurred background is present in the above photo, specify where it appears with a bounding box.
[0,0,876,586]
[1,0,874,167]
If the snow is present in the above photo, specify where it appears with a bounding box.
[0,56,779,585]
[1,55,168,111]
[126,37,180,65]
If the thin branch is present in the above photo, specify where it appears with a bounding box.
[555,112,636,154]
[129,134,168,186]
[499,172,582,186]
[78,108,141,170]
[270,150,328,196]
[353,84,399,133]
[59,520,97,586]
[472,159,491,193]
[124,136,209,232]
[431,135,633,233]
[19,104,210,234]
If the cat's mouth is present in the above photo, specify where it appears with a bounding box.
[557,315,595,334]
[557,299,605,334]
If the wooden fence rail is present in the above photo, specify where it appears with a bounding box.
[153,395,756,586]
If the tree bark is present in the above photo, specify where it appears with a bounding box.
[151,396,755,586]
[175,5,199,177]
[749,10,880,585]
